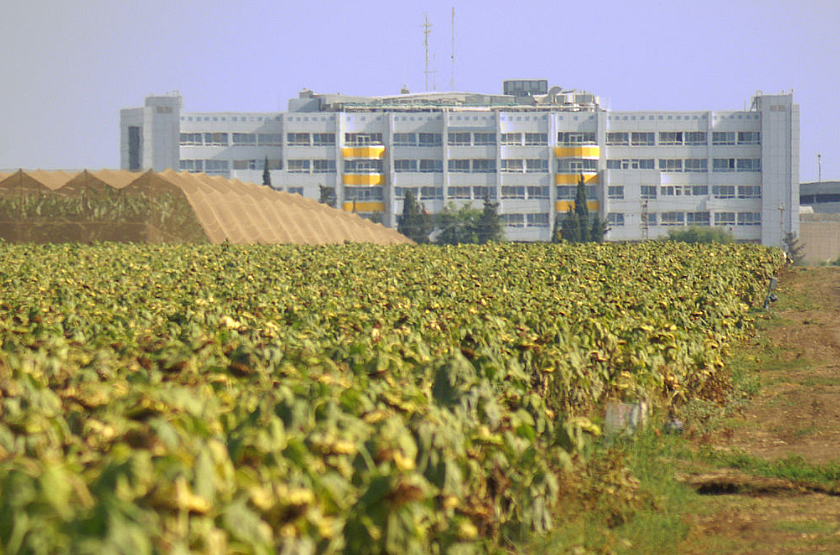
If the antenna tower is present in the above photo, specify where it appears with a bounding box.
[818,153,822,182]
[423,14,433,92]
[450,7,455,91]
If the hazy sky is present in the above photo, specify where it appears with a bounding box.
[0,0,837,181]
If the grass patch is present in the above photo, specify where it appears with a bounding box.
[708,451,840,487]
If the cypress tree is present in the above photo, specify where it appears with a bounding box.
[397,191,432,243]
[476,195,503,243]
[573,174,590,242]
[262,156,271,187]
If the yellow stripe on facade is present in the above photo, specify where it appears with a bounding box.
[555,173,599,185]
[555,201,600,212]
[342,146,386,158]
[343,174,384,186]
[554,146,600,159]
[342,201,385,212]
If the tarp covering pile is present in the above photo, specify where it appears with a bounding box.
[0,169,412,245]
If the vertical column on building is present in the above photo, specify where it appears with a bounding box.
[758,94,798,247]
[336,113,346,208]
[442,110,450,207]
[548,111,558,236]
[385,113,396,227]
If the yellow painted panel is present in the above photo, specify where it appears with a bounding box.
[342,201,385,212]
[342,146,386,158]
[554,146,600,159]
[555,200,600,212]
[343,174,384,185]
[555,173,599,185]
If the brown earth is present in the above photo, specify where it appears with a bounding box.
[679,266,840,554]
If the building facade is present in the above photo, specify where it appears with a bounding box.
[120,81,799,246]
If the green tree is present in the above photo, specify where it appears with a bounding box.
[476,195,504,243]
[397,191,432,243]
[590,215,608,243]
[434,202,481,245]
[559,209,581,242]
[318,185,337,208]
[783,231,806,265]
[666,226,734,244]
[573,174,591,242]
[262,156,271,187]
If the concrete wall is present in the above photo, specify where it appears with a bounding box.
[800,213,840,264]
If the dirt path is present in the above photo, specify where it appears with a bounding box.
[680,266,840,554]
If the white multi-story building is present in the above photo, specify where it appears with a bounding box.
[120,81,799,245]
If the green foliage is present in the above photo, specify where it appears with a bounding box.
[476,196,504,244]
[666,226,735,244]
[397,191,432,244]
[435,198,504,245]
[0,241,785,553]
[557,176,607,243]
[318,185,337,208]
[783,231,805,265]
[262,156,271,187]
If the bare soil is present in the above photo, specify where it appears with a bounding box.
[679,266,840,554]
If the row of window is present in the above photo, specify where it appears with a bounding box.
[502,213,550,228]
[396,186,498,201]
[608,211,762,227]
[606,131,760,147]
[180,133,283,147]
[179,159,230,173]
[607,158,761,172]
[608,185,761,200]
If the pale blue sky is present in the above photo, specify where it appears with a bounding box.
[0,0,837,181]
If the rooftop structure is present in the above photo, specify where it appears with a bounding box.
[120,81,799,246]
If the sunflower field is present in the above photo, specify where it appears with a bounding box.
[0,242,783,554]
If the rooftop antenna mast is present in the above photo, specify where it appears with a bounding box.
[423,13,433,92]
[818,153,822,182]
[450,7,455,91]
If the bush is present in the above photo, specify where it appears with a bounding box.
[665,226,735,244]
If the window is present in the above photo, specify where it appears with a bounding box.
[558,132,596,145]
[205,159,229,173]
[288,187,304,196]
[232,133,256,146]
[586,186,597,200]
[180,133,202,146]
[684,158,708,173]
[448,159,470,173]
[525,133,548,146]
[448,132,471,146]
[659,159,682,172]
[394,159,418,172]
[179,159,203,172]
[684,132,707,145]
[713,158,736,172]
[526,159,548,173]
[712,132,735,145]
[661,212,685,226]
[501,159,524,173]
[607,158,655,170]
[502,213,525,227]
[501,133,522,146]
[345,133,383,146]
[472,159,496,173]
[393,133,417,146]
[472,186,497,200]
[421,186,443,200]
[608,213,625,226]
[448,186,471,199]
[631,132,655,146]
[502,186,526,199]
[345,186,384,201]
[644,213,657,226]
[204,133,229,146]
[738,131,760,145]
[691,185,709,196]
[738,186,761,199]
[344,159,383,173]
[737,212,761,226]
[473,133,496,146]
[395,187,418,199]
[712,185,735,199]
[660,186,683,196]
[312,133,336,146]
[641,185,657,199]
[687,212,710,226]
[714,212,735,226]
[527,186,549,199]
[606,132,629,146]
[659,132,683,146]
[287,159,311,173]
[313,159,336,173]
[527,213,550,227]
[556,186,575,200]
[608,186,624,199]
[418,133,442,146]
[258,133,283,146]
[287,133,310,146]
[557,158,597,173]
[419,159,443,173]
[233,159,261,170]
[737,158,761,172]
